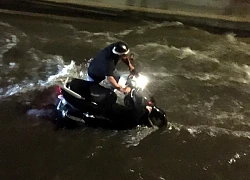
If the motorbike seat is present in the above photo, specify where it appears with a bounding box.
[67,78,117,107]
[89,83,117,107]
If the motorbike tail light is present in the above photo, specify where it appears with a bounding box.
[57,86,62,95]
[148,101,153,106]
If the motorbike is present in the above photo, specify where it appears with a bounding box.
[56,72,167,129]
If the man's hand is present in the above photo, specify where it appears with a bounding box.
[121,54,135,71]
[130,68,138,76]
[107,76,131,94]
[146,106,152,114]
[129,53,134,62]
[121,86,131,94]
[118,86,131,94]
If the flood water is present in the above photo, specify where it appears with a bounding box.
[0,12,250,180]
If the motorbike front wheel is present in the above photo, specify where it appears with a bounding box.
[124,95,134,108]
[148,107,167,127]
[149,116,167,127]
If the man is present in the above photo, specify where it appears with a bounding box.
[87,41,135,93]
[87,41,153,121]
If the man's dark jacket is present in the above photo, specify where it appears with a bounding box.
[88,43,120,82]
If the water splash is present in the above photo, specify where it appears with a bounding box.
[0,58,85,98]
[135,41,250,85]
[115,29,134,37]
[149,21,183,29]
[123,125,159,147]
[26,108,56,118]
[77,30,118,46]
[169,122,250,139]
[136,43,220,63]
[0,22,12,28]
[228,152,241,164]
[0,34,18,61]
[39,60,85,86]
[135,21,183,34]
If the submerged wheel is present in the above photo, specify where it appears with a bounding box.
[149,116,167,127]
[148,106,167,127]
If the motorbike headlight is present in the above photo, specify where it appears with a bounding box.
[131,80,136,87]
[118,76,127,88]
[135,74,148,89]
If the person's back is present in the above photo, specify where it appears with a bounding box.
[88,43,119,83]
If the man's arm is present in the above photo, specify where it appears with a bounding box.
[107,76,122,90]
[127,59,135,71]
[107,76,131,93]
[121,56,135,71]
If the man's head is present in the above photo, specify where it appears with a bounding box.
[112,41,130,57]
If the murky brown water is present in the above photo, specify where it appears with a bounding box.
[1,12,250,180]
